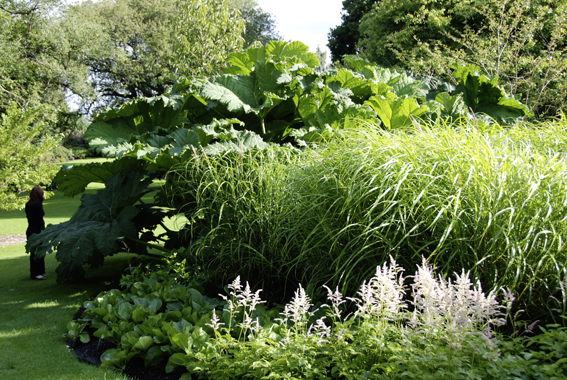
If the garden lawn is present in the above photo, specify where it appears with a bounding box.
[0,183,105,234]
[0,179,133,380]
[0,243,133,380]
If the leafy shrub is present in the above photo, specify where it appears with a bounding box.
[69,146,90,159]
[359,0,567,117]
[53,145,75,162]
[0,103,59,211]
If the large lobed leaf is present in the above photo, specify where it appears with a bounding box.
[86,93,189,156]
[54,157,147,197]
[452,64,533,122]
[26,170,164,282]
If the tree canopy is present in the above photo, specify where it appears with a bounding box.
[327,0,378,63]
[1,0,280,116]
[357,0,567,116]
[0,103,58,211]
[230,0,281,47]
[0,0,71,116]
[58,0,247,113]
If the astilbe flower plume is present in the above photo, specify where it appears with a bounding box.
[348,256,406,321]
[213,259,508,350]
[322,285,346,321]
[206,309,224,332]
[219,276,265,332]
[279,284,314,334]
[410,258,504,336]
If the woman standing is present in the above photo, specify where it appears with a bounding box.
[26,186,47,280]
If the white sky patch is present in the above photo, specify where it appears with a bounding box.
[256,0,344,63]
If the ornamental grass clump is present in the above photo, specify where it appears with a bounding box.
[285,121,567,321]
[166,119,567,321]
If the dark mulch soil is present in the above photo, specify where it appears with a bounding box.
[67,336,189,380]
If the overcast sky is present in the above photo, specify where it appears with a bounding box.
[256,0,344,62]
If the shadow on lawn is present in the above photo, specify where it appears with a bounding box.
[0,252,135,380]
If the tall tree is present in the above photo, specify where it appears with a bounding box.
[56,0,248,113]
[62,0,180,112]
[0,0,68,114]
[172,0,245,77]
[0,0,87,141]
[1,0,274,115]
[327,0,378,63]
[230,0,281,47]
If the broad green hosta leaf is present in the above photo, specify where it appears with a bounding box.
[366,96,429,129]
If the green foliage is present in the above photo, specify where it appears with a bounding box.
[172,0,246,77]
[60,0,180,109]
[358,0,567,117]
[26,169,176,281]
[85,44,530,158]
[0,103,59,211]
[1,0,257,116]
[69,263,567,379]
[328,0,379,62]
[0,0,82,134]
[167,120,567,321]
[450,64,533,123]
[229,0,281,47]
[367,97,428,129]
[522,325,567,377]
[41,42,531,283]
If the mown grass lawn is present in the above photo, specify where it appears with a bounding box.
[0,179,133,380]
[0,244,132,380]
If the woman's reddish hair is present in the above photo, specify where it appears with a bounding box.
[28,186,44,204]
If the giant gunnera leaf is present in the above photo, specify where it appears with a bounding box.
[54,157,147,197]
[451,65,533,123]
[86,93,189,156]
[26,170,171,282]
